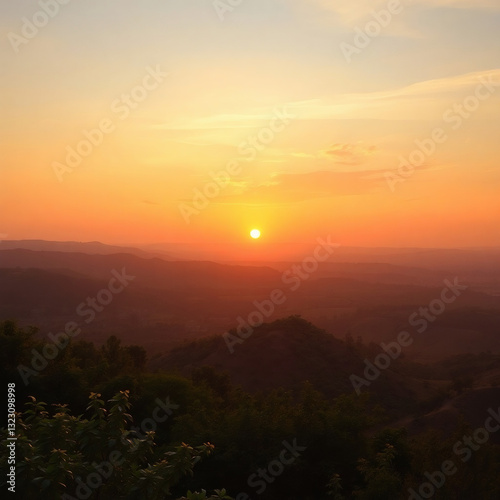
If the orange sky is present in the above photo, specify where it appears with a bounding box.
[1,1,500,257]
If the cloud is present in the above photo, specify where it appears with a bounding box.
[215,170,382,204]
[322,143,378,165]
[153,70,500,132]
[300,0,500,26]
[286,69,500,121]
[380,69,500,97]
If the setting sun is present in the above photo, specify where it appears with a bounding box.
[250,229,261,239]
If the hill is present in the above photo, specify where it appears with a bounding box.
[153,316,429,413]
[0,239,175,260]
[0,249,280,289]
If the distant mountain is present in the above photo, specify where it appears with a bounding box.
[0,268,110,315]
[148,242,500,272]
[0,259,282,352]
[231,261,448,287]
[0,239,176,260]
[0,249,280,289]
[232,247,500,274]
[1,248,499,361]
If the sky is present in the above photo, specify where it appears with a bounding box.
[1,0,499,258]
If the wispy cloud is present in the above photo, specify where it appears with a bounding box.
[214,169,383,204]
[321,143,378,165]
[286,69,500,121]
[154,69,500,132]
[300,0,500,26]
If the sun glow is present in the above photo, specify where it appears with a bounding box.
[250,229,261,239]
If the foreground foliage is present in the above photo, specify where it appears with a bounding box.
[2,390,228,499]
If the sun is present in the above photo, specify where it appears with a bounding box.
[250,229,261,239]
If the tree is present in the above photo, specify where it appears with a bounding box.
[355,444,402,500]
[1,390,232,499]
